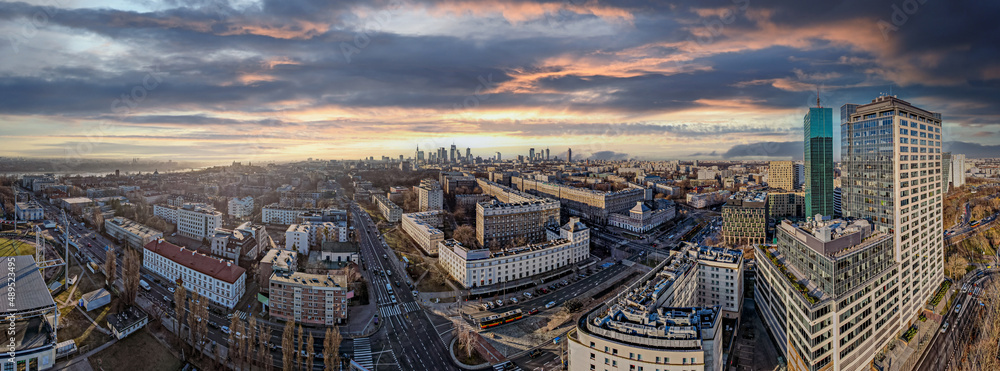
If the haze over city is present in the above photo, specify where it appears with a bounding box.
[1,0,999,162]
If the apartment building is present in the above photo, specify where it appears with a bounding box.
[685,190,731,209]
[258,248,298,293]
[371,194,403,223]
[439,218,589,289]
[176,203,223,240]
[476,178,538,204]
[567,249,723,371]
[767,191,805,220]
[416,179,444,211]
[721,191,768,246]
[401,210,446,256]
[475,199,560,248]
[153,204,179,223]
[143,239,246,309]
[269,272,348,326]
[511,176,645,224]
[456,194,493,210]
[769,160,797,191]
[210,227,258,263]
[755,218,896,371]
[228,196,254,218]
[285,221,347,254]
[841,95,944,331]
[688,244,744,318]
[608,201,675,234]
[104,216,163,250]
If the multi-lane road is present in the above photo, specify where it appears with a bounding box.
[351,203,458,371]
[915,272,993,371]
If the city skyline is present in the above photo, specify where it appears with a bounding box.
[1,1,999,161]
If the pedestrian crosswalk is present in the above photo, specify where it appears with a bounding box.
[379,304,400,318]
[353,337,374,369]
[401,302,420,313]
[233,310,248,320]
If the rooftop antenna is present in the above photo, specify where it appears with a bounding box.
[816,85,821,108]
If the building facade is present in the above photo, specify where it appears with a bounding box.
[769,161,797,191]
[416,179,444,211]
[475,199,560,248]
[15,201,44,221]
[721,191,768,246]
[805,106,834,217]
[176,203,223,240]
[153,204,178,223]
[105,216,163,250]
[511,176,645,225]
[608,201,676,234]
[755,218,897,371]
[143,239,246,309]
[285,221,347,254]
[269,272,348,326]
[439,218,589,289]
[228,196,254,218]
[767,191,805,220]
[840,95,944,339]
[401,210,446,255]
[371,194,403,223]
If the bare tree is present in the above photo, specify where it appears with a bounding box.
[187,290,200,346]
[453,225,476,247]
[324,327,342,371]
[305,333,315,371]
[195,297,209,358]
[264,346,275,371]
[345,264,362,283]
[453,321,478,359]
[245,316,257,368]
[104,246,116,286]
[281,321,295,371]
[122,249,141,306]
[297,325,305,369]
[257,322,270,368]
[229,311,242,371]
[173,283,187,348]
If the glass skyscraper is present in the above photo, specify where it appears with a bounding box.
[804,106,834,217]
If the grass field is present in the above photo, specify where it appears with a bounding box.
[0,237,36,256]
[89,329,182,371]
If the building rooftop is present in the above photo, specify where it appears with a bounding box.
[107,306,149,333]
[0,256,56,314]
[262,248,297,271]
[321,241,360,254]
[271,271,347,289]
[144,240,246,284]
[107,216,162,237]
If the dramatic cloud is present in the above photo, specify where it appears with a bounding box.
[0,0,998,161]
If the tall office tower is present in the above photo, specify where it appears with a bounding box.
[794,163,805,189]
[841,95,944,331]
[768,161,796,191]
[495,152,501,161]
[804,101,834,217]
[450,144,457,163]
[529,148,535,161]
[942,152,952,193]
[833,187,842,217]
[545,148,550,160]
[466,147,471,161]
[439,147,446,163]
[567,148,572,162]
[951,153,966,188]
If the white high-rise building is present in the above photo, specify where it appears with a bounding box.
[176,203,223,240]
[951,153,966,188]
[416,179,444,211]
[841,95,944,344]
[228,196,254,218]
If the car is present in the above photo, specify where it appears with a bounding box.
[528,349,543,358]
[412,290,419,297]
[545,301,556,309]
[495,299,503,306]
[221,326,231,334]
[227,313,234,319]
[941,322,949,333]
[955,304,962,313]
[390,295,397,304]
[383,254,388,259]
[394,280,400,287]
[482,304,490,311]
[486,302,494,309]
[528,308,539,315]
[168,287,175,293]
[163,295,172,302]
[511,298,519,304]
[87,243,92,247]
[523,292,532,298]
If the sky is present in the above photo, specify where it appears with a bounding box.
[0,0,998,163]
